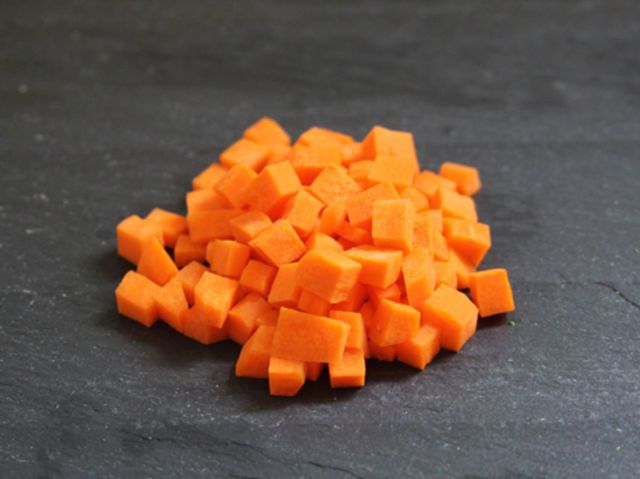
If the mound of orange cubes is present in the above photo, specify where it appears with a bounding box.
[114,118,516,396]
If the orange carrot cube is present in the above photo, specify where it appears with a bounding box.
[296,249,362,303]
[268,263,303,308]
[186,189,230,213]
[137,237,179,286]
[345,182,399,228]
[187,209,243,244]
[181,303,229,345]
[309,165,362,205]
[153,277,189,332]
[235,325,276,378]
[402,247,436,309]
[443,218,491,266]
[468,268,515,317]
[249,219,306,266]
[297,289,331,316]
[433,187,478,222]
[371,199,415,251]
[291,143,341,185]
[367,155,415,191]
[396,324,440,370]
[370,299,420,347]
[193,271,239,328]
[215,164,258,208]
[243,117,291,146]
[174,261,208,305]
[297,126,353,147]
[117,214,164,264]
[318,200,347,236]
[229,210,272,244]
[239,260,277,297]
[243,161,302,214]
[174,234,206,267]
[345,245,403,289]
[145,208,188,248]
[115,271,161,327]
[227,293,273,344]
[219,138,269,171]
[361,126,419,173]
[192,162,228,190]
[439,161,481,196]
[281,190,324,238]
[268,357,306,397]
[206,239,251,278]
[329,349,365,388]
[305,231,344,253]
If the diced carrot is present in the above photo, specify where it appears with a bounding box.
[443,218,491,266]
[345,182,399,228]
[413,170,456,200]
[425,209,443,232]
[115,271,161,327]
[435,259,458,289]
[433,229,450,261]
[371,199,415,252]
[295,249,362,303]
[227,293,273,344]
[329,349,366,388]
[396,324,440,370]
[268,357,306,397]
[153,277,189,332]
[215,164,258,207]
[366,283,402,308]
[235,325,276,378]
[367,155,415,191]
[174,261,208,305]
[330,311,367,353]
[174,234,206,267]
[421,284,478,352]
[359,301,375,330]
[297,126,354,147]
[336,221,373,245]
[206,239,251,279]
[243,161,302,215]
[187,209,243,244]
[402,247,436,309]
[345,245,403,289]
[193,271,239,328]
[192,163,228,190]
[291,143,342,185]
[361,126,419,173]
[368,339,396,362]
[449,249,475,289]
[439,162,481,196]
[268,263,303,308]
[317,200,346,236]
[468,268,515,317]
[249,219,306,266]
[228,210,272,244]
[369,299,420,347]
[186,189,231,213]
[305,231,343,253]
[137,237,179,286]
[181,303,229,345]
[400,187,429,212]
[281,190,324,238]
[348,160,375,187]
[412,213,434,252]
[341,142,364,165]
[433,187,478,222]
[145,208,188,248]
[219,138,269,171]
[336,237,355,250]
[305,362,325,381]
[309,165,362,205]
[117,215,164,264]
[239,260,277,297]
[265,144,292,165]
[297,289,331,316]
[271,307,349,363]
[332,282,366,313]
[243,117,291,146]
[256,309,278,327]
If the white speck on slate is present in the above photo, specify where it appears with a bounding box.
[18,84,29,94]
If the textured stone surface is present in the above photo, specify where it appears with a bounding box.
[1,1,640,477]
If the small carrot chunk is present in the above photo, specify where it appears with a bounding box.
[227,293,273,344]
[421,285,478,352]
[439,161,481,196]
[468,268,515,317]
[371,199,415,252]
[291,143,342,185]
[400,187,429,212]
[297,126,354,147]
[345,182,399,228]
[186,189,230,213]
[433,229,450,261]
[449,249,476,289]
[256,309,278,327]
[396,324,440,370]
[341,142,364,165]
[281,190,324,238]
[174,261,208,305]
[305,362,326,381]
[367,155,415,191]
[219,138,269,171]
[239,260,277,297]
[192,162,228,190]
[243,117,291,146]
[366,283,402,308]
[215,164,258,208]
[181,303,229,345]
[412,213,434,251]
[402,247,436,309]
[249,219,306,266]
[348,160,375,187]
[117,214,164,264]
[235,325,276,379]
[268,263,303,308]
[435,259,458,289]
[229,210,272,244]
[265,143,292,165]
[153,277,189,332]
[433,187,478,222]
[318,200,347,236]
[309,165,362,206]
[425,209,444,232]
[271,307,349,363]
[330,310,367,353]
[137,237,179,286]
[206,239,251,279]
[345,245,403,289]
[115,271,161,327]
[336,221,372,245]
[268,357,306,397]
[243,161,302,215]
[443,218,491,266]
[368,339,396,362]
[369,299,420,347]
[297,289,331,316]
[332,282,366,313]
[193,271,239,328]
[361,126,419,173]
[413,170,456,200]
[305,231,344,253]
[296,249,362,303]
[329,349,366,388]
[174,234,206,267]
[145,208,187,248]
[187,209,243,244]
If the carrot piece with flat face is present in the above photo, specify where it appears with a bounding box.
[187,209,243,244]
[345,246,403,289]
[295,249,362,303]
[309,165,363,206]
[115,271,161,327]
[291,143,342,185]
[153,277,189,332]
[366,283,402,308]
[367,155,415,191]
[192,162,228,190]
[268,357,306,397]
[239,260,277,297]
[368,339,396,362]
[193,271,239,328]
[281,190,324,238]
[268,263,303,308]
[318,200,347,236]
[117,215,164,264]
[443,218,491,267]
[348,160,375,187]
[329,348,366,388]
[174,261,208,305]
[421,284,478,352]
[137,237,179,286]
[305,362,325,381]
[439,161,481,196]
[249,219,306,266]
[243,117,291,146]
[181,303,229,345]
[206,239,251,279]
[341,142,364,165]
[186,189,230,213]
[336,221,373,245]
[433,187,478,222]
[145,208,188,248]
[449,249,476,289]
[371,199,415,252]
[345,182,399,229]
[469,268,515,317]
[271,307,349,363]
[433,229,450,261]
[227,293,273,344]
[305,231,343,253]
[235,325,276,378]
[396,324,440,370]
[215,164,258,208]
[330,311,367,352]
[297,289,331,316]
[400,187,429,212]
[265,144,292,165]
[413,170,456,200]
[332,282,366,313]
[297,126,354,147]
[435,259,458,289]
[243,161,302,215]
[219,138,269,171]
[369,299,420,347]
[174,234,206,267]
[359,301,375,330]
[402,247,436,309]
[361,126,419,173]
[256,309,278,327]
[412,213,434,251]
[425,209,444,232]
[229,210,272,244]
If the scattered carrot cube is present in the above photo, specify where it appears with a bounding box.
[174,261,208,305]
[145,208,187,248]
[243,117,291,146]
[305,231,344,253]
[215,164,258,207]
[345,245,403,289]
[367,155,415,191]
[115,271,161,327]
[229,210,273,244]
[433,187,478,222]
[243,161,301,215]
[268,357,306,397]
[281,190,324,238]
[117,214,164,264]
[181,304,229,345]
[318,200,347,236]
[396,324,440,370]
[297,126,353,147]
[206,239,251,279]
[309,164,362,205]
[220,138,269,171]
[369,299,420,347]
[295,249,362,303]
[402,247,436,309]
[297,289,331,316]
[193,271,239,328]
[329,349,366,388]
[235,325,276,379]
[249,219,306,266]
[268,263,303,308]
[137,237,179,286]
[187,209,243,244]
[192,162,228,190]
[154,277,189,332]
[371,199,415,251]
[291,143,342,185]
[174,234,206,267]
[361,126,419,174]
[439,161,481,196]
[239,260,277,297]
[443,218,491,266]
[186,189,230,213]
[345,182,399,228]
[227,293,273,344]
[469,268,515,317]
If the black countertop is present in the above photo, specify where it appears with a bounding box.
[2,1,640,477]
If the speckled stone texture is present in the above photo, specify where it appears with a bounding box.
[1,1,640,477]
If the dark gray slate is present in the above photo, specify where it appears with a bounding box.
[1,1,639,477]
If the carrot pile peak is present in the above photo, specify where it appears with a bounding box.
[115,117,516,396]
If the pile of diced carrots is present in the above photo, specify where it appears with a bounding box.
[115,118,516,396]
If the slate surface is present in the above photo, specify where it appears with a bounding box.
[2,1,640,477]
